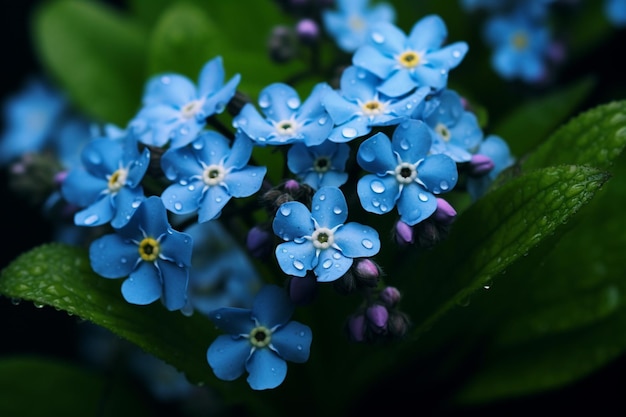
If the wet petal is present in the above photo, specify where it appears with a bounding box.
[110,187,145,229]
[89,233,137,278]
[271,321,312,363]
[272,202,315,241]
[275,240,317,277]
[74,195,114,227]
[208,307,255,335]
[397,183,437,225]
[408,14,447,51]
[356,132,396,173]
[334,222,380,258]
[223,166,266,198]
[161,181,204,215]
[392,119,431,163]
[252,285,294,327]
[61,169,107,207]
[352,45,396,79]
[377,69,417,98]
[121,261,162,305]
[246,348,287,390]
[143,74,197,107]
[417,154,459,193]
[357,173,400,215]
[314,248,352,282]
[310,186,347,228]
[158,260,189,311]
[207,335,251,381]
[198,186,230,223]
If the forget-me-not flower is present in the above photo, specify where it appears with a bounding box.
[605,0,626,26]
[286,140,350,190]
[129,56,240,149]
[273,186,380,282]
[356,119,458,226]
[321,66,430,142]
[206,284,312,390]
[467,134,515,200]
[61,131,150,228]
[160,130,266,223]
[352,15,468,97]
[233,82,333,146]
[425,89,483,162]
[322,0,396,53]
[89,196,193,311]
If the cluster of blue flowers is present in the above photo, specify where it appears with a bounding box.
[1,1,519,391]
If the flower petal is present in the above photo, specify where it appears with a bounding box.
[198,186,231,223]
[357,173,400,215]
[161,181,205,215]
[377,69,418,98]
[352,45,396,79]
[417,153,458,193]
[110,187,145,229]
[271,321,312,363]
[143,74,196,107]
[314,248,353,282]
[61,169,107,207]
[74,194,114,227]
[158,260,189,311]
[246,348,287,390]
[392,119,431,163]
[224,132,254,170]
[272,201,315,241]
[334,222,381,258]
[208,307,255,335]
[310,186,347,228]
[223,166,266,198]
[252,285,295,327]
[121,261,162,305]
[89,234,137,278]
[197,56,225,97]
[397,183,437,225]
[274,240,317,277]
[356,132,397,174]
[408,14,447,51]
[259,83,300,122]
[207,335,251,381]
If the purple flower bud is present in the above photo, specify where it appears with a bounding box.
[366,304,388,334]
[469,154,495,176]
[347,314,366,342]
[395,220,414,245]
[246,226,272,258]
[433,198,457,226]
[288,273,317,305]
[379,286,401,307]
[283,179,300,192]
[54,170,68,186]
[353,258,380,285]
[387,312,410,338]
[296,18,319,43]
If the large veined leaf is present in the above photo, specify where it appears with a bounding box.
[33,0,148,125]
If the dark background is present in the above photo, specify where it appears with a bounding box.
[1,1,626,416]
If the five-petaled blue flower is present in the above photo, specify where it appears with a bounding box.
[160,130,266,223]
[356,119,458,226]
[129,56,241,149]
[61,131,150,228]
[233,82,333,146]
[89,196,193,311]
[467,134,515,201]
[352,14,468,97]
[273,186,380,282]
[206,284,312,390]
[322,0,396,53]
[321,66,430,142]
[287,140,350,190]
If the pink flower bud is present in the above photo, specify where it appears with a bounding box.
[433,198,457,225]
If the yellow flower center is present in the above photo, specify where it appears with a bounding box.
[435,123,452,142]
[107,168,128,193]
[512,31,528,50]
[398,50,421,68]
[361,100,386,116]
[313,156,331,173]
[138,237,160,262]
[249,326,272,348]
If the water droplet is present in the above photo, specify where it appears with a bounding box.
[333,253,341,260]
[280,205,291,216]
[215,313,222,320]
[418,193,428,202]
[215,197,222,203]
[380,204,388,212]
[370,180,385,194]
[323,259,333,269]
[452,50,462,58]
[371,32,385,44]
[372,200,380,208]
[10,298,21,306]
[299,331,305,337]
[296,344,303,351]
[333,206,342,214]
[259,94,271,108]
[318,194,326,201]
[161,76,171,84]
[356,70,367,79]
[188,184,195,191]
[400,139,410,150]
[318,116,328,125]
[120,257,127,264]
[174,202,183,211]
[192,140,204,150]
[235,117,247,127]
[361,239,374,249]
[131,199,142,208]
[293,260,305,270]
[179,127,189,135]
[215,102,225,113]
[287,97,300,109]
[440,180,449,191]
[84,214,99,225]
[341,127,358,139]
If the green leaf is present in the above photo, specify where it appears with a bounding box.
[491,77,596,157]
[33,0,148,125]
[521,100,626,172]
[0,244,215,386]
[0,356,150,417]
[147,2,220,78]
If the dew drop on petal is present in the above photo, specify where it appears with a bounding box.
[259,94,271,108]
[318,116,328,125]
[299,331,305,337]
[161,76,171,85]
[333,206,342,214]
[341,127,358,139]
[370,180,385,194]
[380,204,388,212]
[296,344,303,351]
[174,202,183,211]
[332,253,341,260]
[400,139,410,150]
[323,259,333,269]
[362,239,374,249]
[452,50,462,58]
[287,97,300,109]
[293,260,305,270]
[371,32,385,44]
[418,193,429,202]
[440,180,449,191]
[84,214,99,225]
[318,194,326,201]
[192,140,204,150]
[215,313,222,320]
[280,205,291,216]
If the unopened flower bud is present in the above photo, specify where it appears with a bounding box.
[246,225,272,259]
[288,273,317,305]
[433,198,456,226]
[296,18,319,44]
[347,314,366,342]
[352,258,380,287]
[469,154,495,176]
[284,179,300,192]
[387,311,411,338]
[366,304,389,334]
[379,286,401,307]
[394,220,414,245]
[267,25,298,63]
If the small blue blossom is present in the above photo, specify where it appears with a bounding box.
[206,284,312,390]
[322,0,396,53]
[0,78,66,166]
[356,119,458,226]
[129,56,240,149]
[160,131,266,223]
[483,9,551,83]
[425,89,483,162]
[89,196,193,311]
[273,186,380,282]
[352,15,468,97]
[233,82,333,146]
[321,66,430,142]
[287,140,350,190]
[467,135,515,200]
[61,131,150,228]
[605,0,626,26]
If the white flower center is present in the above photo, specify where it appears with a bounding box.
[313,155,332,173]
[311,227,335,250]
[249,325,272,348]
[435,123,452,142]
[361,99,386,116]
[180,99,204,119]
[202,164,226,186]
[394,162,417,184]
[107,167,129,193]
[275,118,299,136]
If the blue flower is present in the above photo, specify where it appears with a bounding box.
[356,119,458,226]
[129,56,240,149]
[322,0,396,53]
[467,135,515,200]
[160,130,266,223]
[273,186,380,282]
[352,15,468,97]
[287,140,350,190]
[605,0,626,26]
[483,9,551,83]
[185,220,262,314]
[0,78,66,166]
[61,131,150,228]
[206,284,312,390]
[321,66,430,142]
[233,83,333,146]
[424,89,483,162]
[89,196,193,311]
